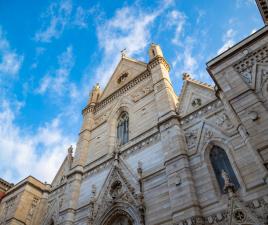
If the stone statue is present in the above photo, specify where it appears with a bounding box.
[221,170,235,194]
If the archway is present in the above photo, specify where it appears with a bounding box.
[99,207,137,225]
[104,214,133,225]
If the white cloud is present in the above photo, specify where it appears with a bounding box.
[167,10,186,45]
[35,0,92,42]
[217,28,236,54]
[0,27,24,76]
[0,99,74,183]
[251,28,257,34]
[73,6,88,28]
[236,0,254,8]
[95,5,166,86]
[35,0,72,42]
[36,46,75,96]
[171,36,198,78]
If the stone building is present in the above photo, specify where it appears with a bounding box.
[1,1,268,224]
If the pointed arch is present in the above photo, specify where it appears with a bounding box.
[209,146,240,193]
[95,204,139,225]
[106,96,134,154]
[117,111,129,145]
[200,138,245,196]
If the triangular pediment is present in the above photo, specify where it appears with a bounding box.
[90,158,142,224]
[99,56,147,101]
[178,77,215,116]
[51,156,71,187]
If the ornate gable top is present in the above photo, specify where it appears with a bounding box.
[178,73,215,117]
[98,56,147,102]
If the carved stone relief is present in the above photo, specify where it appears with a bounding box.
[173,195,268,225]
[215,112,234,131]
[26,196,39,222]
[0,196,17,224]
[89,165,143,225]
[234,45,268,85]
[185,129,198,149]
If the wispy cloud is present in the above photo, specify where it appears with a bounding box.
[35,0,91,42]
[35,0,72,42]
[94,2,173,86]
[0,27,24,77]
[0,100,74,183]
[73,6,89,28]
[167,10,186,45]
[217,28,236,54]
[36,46,76,97]
[235,0,255,8]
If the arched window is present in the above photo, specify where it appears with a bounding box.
[117,112,129,145]
[210,146,240,193]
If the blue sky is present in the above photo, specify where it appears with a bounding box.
[0,0,263,184]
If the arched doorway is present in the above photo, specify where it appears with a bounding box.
[106,214,132,225]
[101,209,135,225]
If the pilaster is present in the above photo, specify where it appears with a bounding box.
[160,119,203,224]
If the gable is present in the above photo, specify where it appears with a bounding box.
[51,156,70,187]
[178,78,215,116]
[99,56,147,101]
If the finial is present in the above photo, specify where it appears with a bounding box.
[68,145,73,155]
[93,83,100,91]
[121,48,127,57]
[182,72,191,80]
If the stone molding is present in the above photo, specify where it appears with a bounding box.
[83,131,160,179]
[148,56,170,72]
[180,100,223,127]
[83,70,151,114]
[233,45,268,85]
[173,195,268,225]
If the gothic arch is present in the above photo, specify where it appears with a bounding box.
[201,138,246,196]
[106,96,134,154]
[95,203,140,225]
[117,111,129,145]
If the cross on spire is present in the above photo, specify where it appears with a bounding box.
[120,48,127,57]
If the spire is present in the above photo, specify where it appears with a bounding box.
[88,83,101,105]
[149,43,164,60]
[255,0,268,25]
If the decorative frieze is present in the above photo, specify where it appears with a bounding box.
[234,45,268,85]
[148,56,170,72]
[173,195,268,225]
[180,100,223,126]
[91,70,151,113]
[83,160,112,179]
[83,132,160,179]
[121,133,160,159]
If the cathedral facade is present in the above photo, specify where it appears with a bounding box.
[1,1,268,225]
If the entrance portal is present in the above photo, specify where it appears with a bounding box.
[104,214,133,225]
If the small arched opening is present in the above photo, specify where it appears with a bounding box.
[209,145,240,193]
[117,112,129,145]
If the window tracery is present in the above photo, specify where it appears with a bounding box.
[117,112,129,145]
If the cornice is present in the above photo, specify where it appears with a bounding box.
[82,70,151,114]
[256,0,268,24]
[148,56,170,72]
